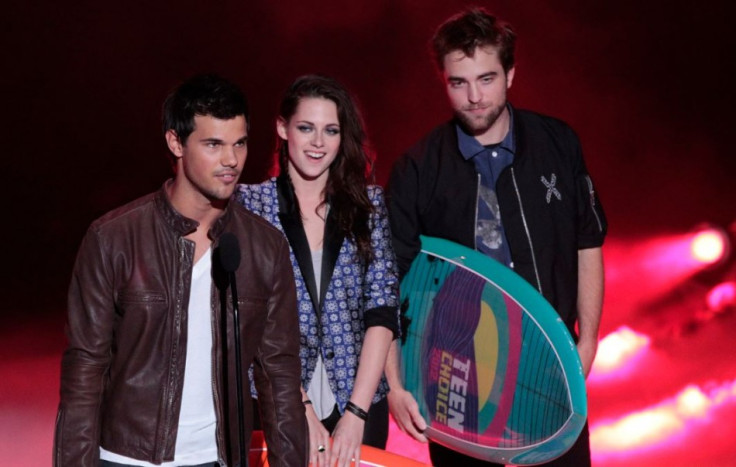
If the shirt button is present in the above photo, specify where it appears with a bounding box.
[326,350,335,359]
[492,151,498,158]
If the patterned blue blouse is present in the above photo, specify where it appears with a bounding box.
[235,178,400,410]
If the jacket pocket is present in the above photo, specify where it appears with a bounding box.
[115,290,168,321]
[237,297,267,307]
[117,290,166,304]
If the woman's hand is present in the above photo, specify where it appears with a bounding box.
[305,403,331,466]
[328,410,365,467]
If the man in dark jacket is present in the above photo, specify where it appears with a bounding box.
[54,74,307,467]
[385,8,606,467]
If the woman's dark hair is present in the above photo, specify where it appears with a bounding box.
[276,74,375,263]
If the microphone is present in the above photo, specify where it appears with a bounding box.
[218,232,241,273]
[218,232,246,466]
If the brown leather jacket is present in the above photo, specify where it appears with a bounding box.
[54,183,307,466]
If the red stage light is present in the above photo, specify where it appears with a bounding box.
[603,231,730,323]
[591,379,736,455]
[591,326,650,375]
[690,229,728,264]
[706,281,736,311]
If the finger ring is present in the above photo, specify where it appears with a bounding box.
[318,445,326,452]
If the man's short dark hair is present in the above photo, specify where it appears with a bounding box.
[431,8,516,73]
[162,74,249,145]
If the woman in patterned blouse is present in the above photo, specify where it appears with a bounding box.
[236,75,400,467]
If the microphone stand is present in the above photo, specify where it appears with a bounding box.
[227,269,246,466]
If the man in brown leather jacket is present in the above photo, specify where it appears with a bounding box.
[54,74,307,467]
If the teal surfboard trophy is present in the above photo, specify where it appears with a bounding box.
[399,236,587,465]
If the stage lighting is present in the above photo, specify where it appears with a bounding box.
[676,386,709,417]
[590,326,650,375]
[690,227,729,265]
[591,379,736,455]
[706,281,736,312]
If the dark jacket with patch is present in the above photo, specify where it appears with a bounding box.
[387,107,607,333]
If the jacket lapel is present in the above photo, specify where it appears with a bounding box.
[276,176,320,314]
[320,201,345,310]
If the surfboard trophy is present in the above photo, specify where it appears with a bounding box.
[399,236,587,465]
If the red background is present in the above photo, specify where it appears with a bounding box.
[2,1,735,465]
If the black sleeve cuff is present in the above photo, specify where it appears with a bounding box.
[364,305,399,340]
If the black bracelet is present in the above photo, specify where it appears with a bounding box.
[344,401,368,421]
[303,399,312,405]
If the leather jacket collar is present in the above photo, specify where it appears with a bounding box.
[154,180,235,240]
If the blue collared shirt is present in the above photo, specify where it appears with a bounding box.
[456,106,515,267]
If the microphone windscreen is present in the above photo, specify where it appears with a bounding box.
[218,232,241,273]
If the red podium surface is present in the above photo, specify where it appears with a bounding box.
[249,430,430,466]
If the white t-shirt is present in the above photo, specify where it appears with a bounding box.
[101,249,218,465]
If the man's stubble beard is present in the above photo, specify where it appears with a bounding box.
[455,101,505,137]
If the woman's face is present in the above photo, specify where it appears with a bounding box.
[278,96,341,187]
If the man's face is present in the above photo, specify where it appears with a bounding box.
[167,114,248,203]
[443,46,515,138]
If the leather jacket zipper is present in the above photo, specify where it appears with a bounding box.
[157,237,190,463]
[211,269,226,466]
